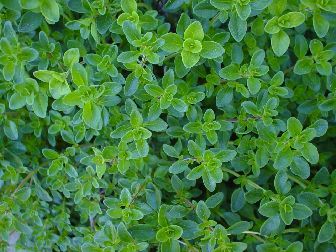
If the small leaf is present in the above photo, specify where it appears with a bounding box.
[271,30,290,56]
[181,50,200,68]
[227,221,252,235]
[161,33,183,53]
[122,20,141,45]
[290,157,310,179]
[294,58,314,75]
[184,21,204,41]
[301,143,319,164]
[278,12,305,28]
[318,221,335,243]
[287,117,303,136]
[292,203,312,220]
[231,188,245,212]
[71,63,88,86]
[313,12,329,38]
[169,160,188,174]
[83,102,101,129]
[229,12,247,42]
[200,41,224,59]
[40,0,60,23]
[196,201,211,221]
[274,147,293,169]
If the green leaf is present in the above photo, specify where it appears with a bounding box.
[3,61,15,81]
[286,242,303,252]
[287,117,303,136]
[169,160,188,174]
[130,109,143,127]
[196,201,210,221]
[181,50,200,68]
[271,30,290,56]
[156,225,183,242]
[200,41,224,59]
[274,171,291,194]
[4,120,18,140]
[242,101,259,115]
[193,1,218,19]
[183,38,202,53]
[318,221,335,243]
[219,64,240,80]
[40,0,60,23]
[313,12,329,38]
[316,61,332,76]
[117,51,140,63]
[203,168,221,192]
[96,164,106,179]
[16,187,31,201]
[309,119,328,137]
[256,147,269,168]
[280,204,294,225]
[278,12,305,28]
[294,58,314,75]
[20,0,40,9]
[83,102,101,129]
[292,203,312,220]
[205,192,224,208]
[259,201,279,217]
[260,215,281,236]
[171,98,188,113]
[251,49,265,66]
[42,149,59,159]
[294,35,308,58]
[63,48,80,67]
[265,17,281,34]
[122,20,141,45]
[319,98,336,112]
[161,33,183,53]
[227,221,252,235]
[9,93,26,110]
[231,188,245,212]
[124,72,139,96]
[49,79,71,99]
[71,63,88,86]
[121,0,137,13]
[136,139,149,157]
[300,143,319,164]
[247,77,261,95]
[145,118,168,132]
[18,12,43,33]
[33,92,48,118]
[184,21,204,41]
[183,121,203,134]
[235,3,251,20]
[290,157,310,179]
[187,165,204,180]
[229,12,247,42]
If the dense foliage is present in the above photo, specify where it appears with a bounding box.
[0,0,336,251]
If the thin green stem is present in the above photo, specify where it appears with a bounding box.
[222,167,265,191]
[210,12,221,26]
[287,174,307,189]
[11,170,36,196]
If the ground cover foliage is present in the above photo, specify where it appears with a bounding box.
[0,0,336,251]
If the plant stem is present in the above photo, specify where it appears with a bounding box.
[210,12,220,26]
[222,167,265,191]
[11,170,36,196]
[287,174,307,189]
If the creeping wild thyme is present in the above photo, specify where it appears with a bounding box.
[0,0,336,251]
